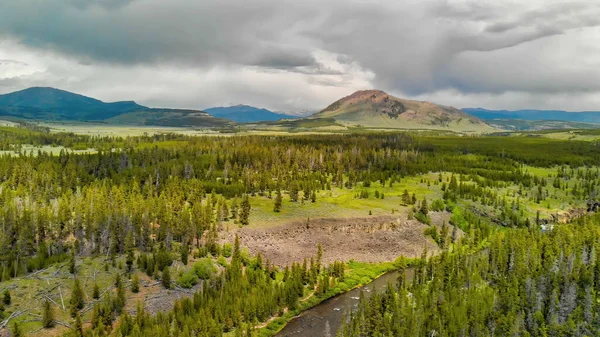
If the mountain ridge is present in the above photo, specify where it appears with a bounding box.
[463,108,600,124]
[0,87,232,127]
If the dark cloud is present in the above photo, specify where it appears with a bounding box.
[0,0,319,71]
[1,0,600,111]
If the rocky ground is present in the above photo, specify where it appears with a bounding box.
[230,212,451,266]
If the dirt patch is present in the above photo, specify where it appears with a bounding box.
[231,214,446,266]
[124,271,203,316]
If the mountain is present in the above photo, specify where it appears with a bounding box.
[0,87,145,120]
[463,108,600,124]
[0,87,231,127]
[204,105,293,123]
[312,90,492,131]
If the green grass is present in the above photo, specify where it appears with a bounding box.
[0,256,129,335]
[244,174,443,228]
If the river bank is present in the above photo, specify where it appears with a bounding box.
[253,258,418,337]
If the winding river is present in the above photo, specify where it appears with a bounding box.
[275,269,413,337]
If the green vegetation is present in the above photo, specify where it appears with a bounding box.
[339,214,600,336]
[0,125,597,336]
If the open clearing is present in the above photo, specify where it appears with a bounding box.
[231,212,451,266]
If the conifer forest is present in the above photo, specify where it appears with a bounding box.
[0,125,599,337]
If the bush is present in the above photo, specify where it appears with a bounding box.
[431,199,445,212]
[222,244,233,258]
[193,259,217,280]
[217,256,228,267]
[176,270,199,289]
[177,258,217,288]
[415,212,431,225]
[424,226,440,244]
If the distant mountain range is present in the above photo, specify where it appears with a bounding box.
[310,90,492,132]
[204,105,294,123]
[463,108,600,124]
[0,87,232,127]
[3,87,599,131]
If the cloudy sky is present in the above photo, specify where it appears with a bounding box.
[1,0,600,113]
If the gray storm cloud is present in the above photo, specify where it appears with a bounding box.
[0,0,599,111]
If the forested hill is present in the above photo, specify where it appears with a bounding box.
[0,87,146,120]
[204,105,294,123]
[0,87,232,127]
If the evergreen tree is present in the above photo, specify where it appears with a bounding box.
[70,278,84,317]
[2,290,10,305]
[125,231,135,273]
[73,312,84,337]
[42,299,55,328]
[420,197,428,215]
[180,243,189,265]
[274,189,282,212]
[162,266,171,289]
[131,273,140,293]
[239,194,251,226]
[402,189,411,205]
[290,183,299,202]
[12,322,21,337]
[92,283,100,299]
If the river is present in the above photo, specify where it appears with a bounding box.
[275,269,413,337]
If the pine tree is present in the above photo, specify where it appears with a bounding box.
[316,243,323,274]
[73,312,83,337]
[239,194,251,226]
[12,322,21,337]
[180,243,189,265]
[132,273,140,293]
[115,274,125,314]
[274,189,282,212]
[42,299,55,328]
[402,189,411,205]
[70,278,84,317]
[92,283,100,299]
[2,290,10,305]
[440,221,449,249]
[290,183,299,202]
[420,198,428,215]
[162,266,171,289]
[69,248,76,274]
[125,231,135,273]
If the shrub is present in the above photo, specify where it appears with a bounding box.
[193,259,217,280]
[177,258,218,288]
[176,270,199,289]
[222,244,233,258]
[431,199,445,212]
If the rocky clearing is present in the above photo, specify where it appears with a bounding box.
[230,212,451,266]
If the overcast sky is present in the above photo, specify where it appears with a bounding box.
[1,0,600,113]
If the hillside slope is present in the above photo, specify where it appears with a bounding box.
[0,87,145,120]
[107,108,233,127]
[313,90,492,131]
[0,87,232,127]
[204,105,293,123]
